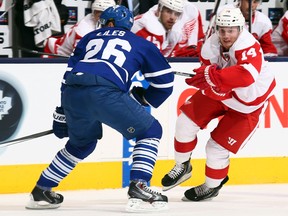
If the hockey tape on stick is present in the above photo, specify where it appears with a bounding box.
[174,71,195,77]
[0,130,53,148]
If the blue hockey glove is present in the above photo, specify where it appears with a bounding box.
[53,106,68,139]
[130,86,149,106]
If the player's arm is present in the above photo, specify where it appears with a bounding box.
[139,45,174,108]
[257,30,278,56]
[281,16,288,44]
[186,42,262,93]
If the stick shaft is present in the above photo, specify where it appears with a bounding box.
[205,0,222,40]
[248,0,252,32]
[174,71,195,77]
[0,130,53,148]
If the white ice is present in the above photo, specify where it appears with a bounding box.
[0,184,287,216]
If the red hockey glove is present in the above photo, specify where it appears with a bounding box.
[185,64,221,90]
[173,46,199,57]
[202,86,232,101]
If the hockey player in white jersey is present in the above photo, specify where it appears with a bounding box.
[131,0,205,57]
[44,0,115,57]
[272,10,288,56]
[161,8,275,201]
[207,0,277,57]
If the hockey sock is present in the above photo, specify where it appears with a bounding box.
[130,138,159,182]
[36,147,81,188]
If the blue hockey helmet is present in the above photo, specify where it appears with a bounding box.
[100,5,134,30]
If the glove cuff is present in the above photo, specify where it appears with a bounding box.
[204,66,216,87]
[210,86,227,97]
[53,107,66,123]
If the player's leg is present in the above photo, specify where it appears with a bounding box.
[26,141,97,209]
[26,85,102,210]
[126,119,169,212]
[162,91,226,191]
[183,102,268,201]
[161,113,197,191]
[183,138,229,201]
[96,90,168,211]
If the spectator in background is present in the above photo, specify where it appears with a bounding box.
[131,0,205,57]
[14,0,41,57]
[272,10,288,56]
[207,0,277,57]
[14,0,61,57]
[44,0,115,57]
[52,0,69,37]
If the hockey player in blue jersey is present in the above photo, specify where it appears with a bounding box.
[26,5,174,212]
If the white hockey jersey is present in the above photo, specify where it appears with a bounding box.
[272,11,288,56]
[214,4,277,56]
[200,29,276,114]
[24,0,61,47]
[45,13,100,57]
[131,2,204,57]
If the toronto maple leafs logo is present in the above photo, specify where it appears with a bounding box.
[0,79,23,142]
[0,89,12,120]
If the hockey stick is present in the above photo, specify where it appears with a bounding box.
[0,130,53,148]
[174,71,195,77]
[248,0,252,33]
[205,0,221,41]
[0,1,15,19]
[17,47,68,58]
[4,46,68,58]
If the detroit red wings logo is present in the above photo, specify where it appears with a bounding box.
[179,19,196,45]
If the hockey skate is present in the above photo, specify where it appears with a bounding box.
[25,186,64,209]
[182,176,229,201]
[161,160,192,191]
[126,180,168,212]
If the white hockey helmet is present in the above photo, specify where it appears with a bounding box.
[158,0,185,13]
[216,8,245,30]
[92,0,116,12]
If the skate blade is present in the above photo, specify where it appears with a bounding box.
[162,172,192,192]
[181,192,217,202]
[25,200,61,210]
[181,196,214,202]
[126,198,168,212]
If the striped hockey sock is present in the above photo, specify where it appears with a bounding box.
[130,138,159,182]
[37,147,81,188]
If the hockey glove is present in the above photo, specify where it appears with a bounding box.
[202,86,232,101]
[53,106,68,139]
[185,64,222,90]
[130,86,149,106]
[173,45,199,57]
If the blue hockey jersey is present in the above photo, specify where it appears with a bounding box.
[62,27,174,108]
